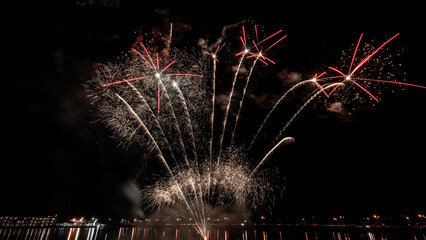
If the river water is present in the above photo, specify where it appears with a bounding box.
[0,225,424,240]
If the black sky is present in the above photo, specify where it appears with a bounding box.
[1,0,424,220]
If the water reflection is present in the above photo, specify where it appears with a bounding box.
[0,226,424,240]
[0,226,102,240]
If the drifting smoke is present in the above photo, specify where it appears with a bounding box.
[121,181,145,218]
[277,68,302,87]
[198,20,246,52]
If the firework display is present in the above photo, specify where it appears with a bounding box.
[86,23,424,239]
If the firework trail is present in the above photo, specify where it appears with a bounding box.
[114,93,172,176]
[216,39,247,167]
[272,83,344,145]
[218,25,286,165]
[124,80,179,166]
[250,136,294,178]
[157,76,191,167]
[248,79,315,151]
[205,43,225,197]
[230,27,287,145]
[230,55,260,145]
[171,81,198,166]
[86,23,425,239]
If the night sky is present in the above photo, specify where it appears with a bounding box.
[2,0,424,220]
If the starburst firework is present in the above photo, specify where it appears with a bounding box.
[86,22,424,239]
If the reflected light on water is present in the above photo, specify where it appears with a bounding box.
[0,226,102,240]
[0,226,424,240]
